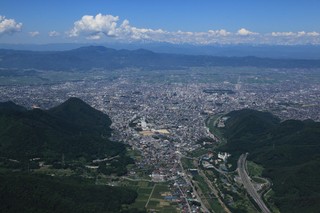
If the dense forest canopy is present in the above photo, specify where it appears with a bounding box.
[219,109,320,213]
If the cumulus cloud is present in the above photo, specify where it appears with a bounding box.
[0,15,22,35]
[68,13,119,39]
[29,31,40,37]
[68,13,234,44]
[48,31,60,37]
[67,13,320,45]
[118,19,167,41]
[237,28,258,36]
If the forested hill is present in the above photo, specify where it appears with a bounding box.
[0,97,141,212]
[219,109,320,213]
[0,97,124,162]
[1,46,320,71]
[0,172,140,213]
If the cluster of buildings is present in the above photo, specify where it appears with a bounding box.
[0,67,319,212]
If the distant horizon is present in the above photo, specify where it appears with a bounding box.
[1,42,320,60]
[1,1,320,45]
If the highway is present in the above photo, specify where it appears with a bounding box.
[237,153,271,213]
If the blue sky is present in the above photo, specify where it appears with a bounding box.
[1,0,320,45]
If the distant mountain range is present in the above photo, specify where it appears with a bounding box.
[0,97,125,163]
[1,46,320,71]
[219,109,320,213]
[2,43,320,59]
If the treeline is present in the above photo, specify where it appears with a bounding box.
[98,154,135,176]
[0,172,143,213]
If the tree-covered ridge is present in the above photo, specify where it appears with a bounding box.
[0,97,125,163]
[219,109,320,213]
[224,108,280,139]
[0,172,140,213]
[0,98,143,213]
[0,101,27,112]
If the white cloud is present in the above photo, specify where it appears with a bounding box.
[0,15,22,35]
[271,31,320,37]
[48,31,60,37]
[67,13,320,45]
[86,34,102,40]
[118,19,167,41]
[68,14,119,39]
[208,29,231,36]
[68,14,234,44]
[271,32,295,36]
[267,31,320,45]
[307,31,320,36]
[237,28,258,36]
[297,31,306,37]
[29,31,39,37]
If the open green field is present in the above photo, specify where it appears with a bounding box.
[145,184,178,213]
[193,174,225,213]
[181,157,195,169]
[247,161,264,177]
[188,148,208,158]
[121,180,154,210]
[120,180,178,212]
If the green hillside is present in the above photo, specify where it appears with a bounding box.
[49,97,112,136]
[0,172,140,213]
[0,98,142,213]
[224,109,280,138]
[218,109,320,213]
[0,101,27,112]
[218,109,280,159]
[0,97,126,166]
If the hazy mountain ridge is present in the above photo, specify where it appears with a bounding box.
[1,43,320,59]
[219,109,320,213]
[1,46,320,71]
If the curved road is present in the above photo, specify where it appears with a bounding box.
[238,153,271,213]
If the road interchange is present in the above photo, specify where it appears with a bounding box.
[237,153,271,213]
